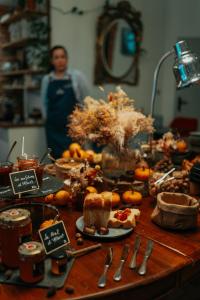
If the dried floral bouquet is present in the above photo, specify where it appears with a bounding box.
[68,87,154,151]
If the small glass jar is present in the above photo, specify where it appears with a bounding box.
[0,208,32,268]
[18,241,45,283]
[50,249,68,275]
[0,161,13,187]
[17,155,39,171]
[35,164,44,187]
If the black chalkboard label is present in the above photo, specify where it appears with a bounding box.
[39,221,70,254]
[9,169,39,195]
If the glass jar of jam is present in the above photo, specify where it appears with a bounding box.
[50,249,68,275]
[0,208,32,268]
[17,155,39,171]
[18,241,45,283]
[17,155,44,187]
[0,161,13,187]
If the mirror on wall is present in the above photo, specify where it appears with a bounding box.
[94,1,143,85]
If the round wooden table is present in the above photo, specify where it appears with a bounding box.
[0,198,200,300]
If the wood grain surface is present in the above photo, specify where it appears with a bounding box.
[0,197,200,300]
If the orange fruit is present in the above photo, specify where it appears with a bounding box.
[86,186,97,194]
[62,150,71,159]
[122,191,142,205]
[72,149,86,160]
[85,150,95,162]
[44,193,54,203]
[69,143,81,156]
[54,190,71,206]
[40,219,54,229]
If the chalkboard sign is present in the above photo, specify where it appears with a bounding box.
[9,169,39,195]
[39,221,70,254]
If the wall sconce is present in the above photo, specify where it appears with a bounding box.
[150,40,200,117]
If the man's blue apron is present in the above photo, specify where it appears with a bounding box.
[46,76,77,158]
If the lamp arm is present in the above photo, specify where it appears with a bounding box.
[150,49,174,117]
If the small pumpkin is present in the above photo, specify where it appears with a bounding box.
[101,191,121,208]
[122,190,142,205]
[176,140,187,153]
[134,167,152,181]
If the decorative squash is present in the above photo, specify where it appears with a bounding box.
[101,191,121,208]
[122,190,142,205]
[134,167,152,181]
[176,140,187,153]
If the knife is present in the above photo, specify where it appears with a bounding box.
[113,244,129,281]
[98,247,113,288]
[138,240,154,276]
[129,235,141,269]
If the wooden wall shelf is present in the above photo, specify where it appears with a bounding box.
[1,38,47,49]
[0,1,50,122]
[3,85,40,91]
[1,10,47,26]
[1,69,45,76]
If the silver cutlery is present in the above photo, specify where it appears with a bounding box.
[138,240,154,276]
[98,247,113,288]
[113,244,129,282]
[129,235,141,269]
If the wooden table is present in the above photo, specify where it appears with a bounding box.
[1,198,200,300]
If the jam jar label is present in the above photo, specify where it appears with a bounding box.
[32,261,44,277]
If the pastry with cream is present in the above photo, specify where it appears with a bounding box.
[108,208,140,229]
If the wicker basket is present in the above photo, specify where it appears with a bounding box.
[151,192,199,230]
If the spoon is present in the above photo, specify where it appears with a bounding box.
[6,141,17,161]
[40,148,51,164]
[46,147,56,162]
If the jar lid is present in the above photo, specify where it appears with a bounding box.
[18,241,44,256]
[0,208,30,224]
[50,249,68,260]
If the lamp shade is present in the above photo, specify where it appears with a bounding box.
[173,40,200,89]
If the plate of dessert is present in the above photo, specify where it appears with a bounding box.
[76,192,140,239]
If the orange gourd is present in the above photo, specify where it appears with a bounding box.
[122,190,142,205]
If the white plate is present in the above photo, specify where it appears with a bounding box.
[76,216,133,239]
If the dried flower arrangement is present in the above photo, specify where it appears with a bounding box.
[68,87,154,150]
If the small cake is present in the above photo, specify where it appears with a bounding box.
[108,208,140,229]
[83,193,111,230]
